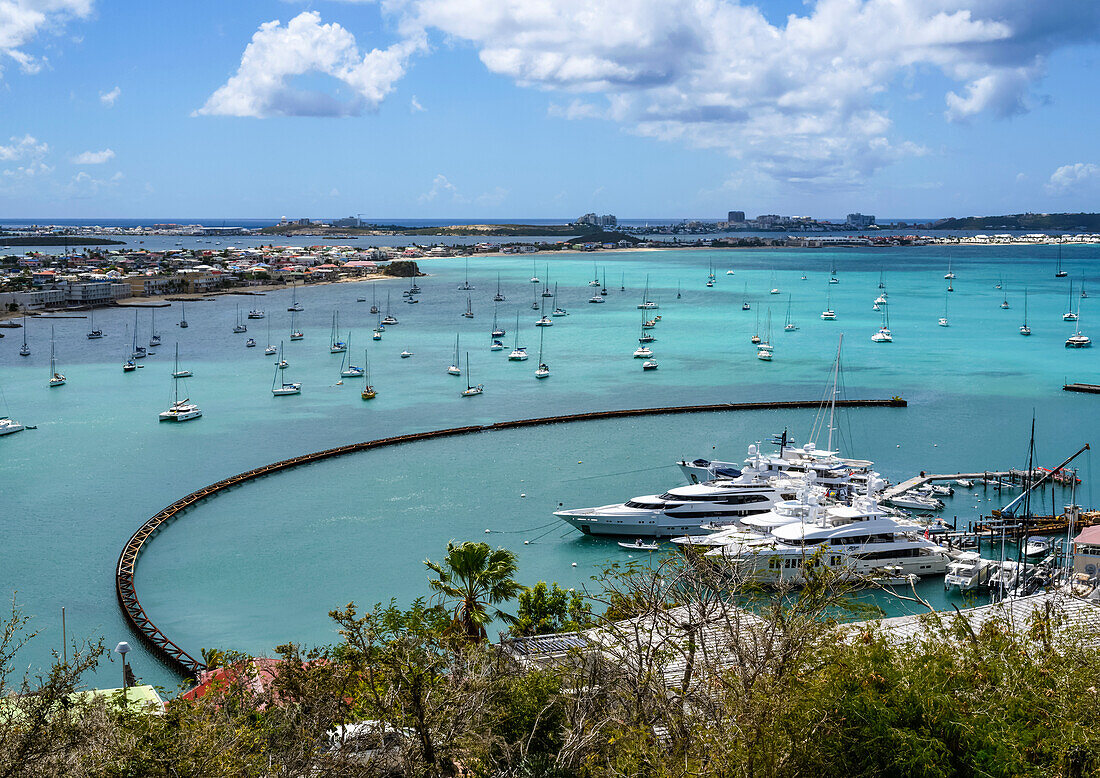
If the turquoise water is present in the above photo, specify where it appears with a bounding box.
[2,245,1098,690]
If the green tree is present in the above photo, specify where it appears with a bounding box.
[511,582,593,637]
[424,541,522,641]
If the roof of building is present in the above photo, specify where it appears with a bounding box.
[1075,526,1100,545]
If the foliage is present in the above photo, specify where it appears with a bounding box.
[511,582,594,638]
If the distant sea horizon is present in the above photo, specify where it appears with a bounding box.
[0,217,946,229]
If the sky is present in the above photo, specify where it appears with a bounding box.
[2,0,1100,220]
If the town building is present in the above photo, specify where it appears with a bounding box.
[846,213,876,228]
[727,211,745,223]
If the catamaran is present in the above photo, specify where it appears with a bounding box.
[381,293,397,325]
[535,327,550,379]
[271,344,301,395]
[159,347,202,422]
[448,334,462,376]
[248,309,265,319]
[87,308,103,339]
[48,327,66,386]
[821,287,836,320]
[871,306,892,343]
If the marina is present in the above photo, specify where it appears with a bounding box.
[3,245,1100,687]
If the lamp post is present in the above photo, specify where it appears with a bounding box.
[114,641,131,698]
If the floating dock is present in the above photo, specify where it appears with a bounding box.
[116,397,905,677]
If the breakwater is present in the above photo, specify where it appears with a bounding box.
[116,397,906,677]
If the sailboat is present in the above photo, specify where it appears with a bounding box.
[742,283,750,311]
[171,343,193,378]
[381,293,398,325]
[756,310,773,361]
[508,311,528,361]
[589,263,600,287]
[463,296,475,319]
[330,312,347,352]
[878,270,886,289]
[290,311,304,340]
[87,308,103,339]
[265,319,277,354]
[1000,284,1010,310]
[769,272,780,295]
[361,350,376,400]
[1063,282,1078,321]
[461,353,483,396]
[637,276,658,309]
[19,316,29,356]
[530,261,540,284]
[751,310,761,344]
[1066,306,1091,347]
[48,327,66,386]
[600,267,608,296]
[340,333,363,377]
[1020,289,1031,336]
[493,273,505,302]
[459,259,474,291]
[288,281,303,311]
[130,311,147,359]
[232,305,247,333]
[620,272,625,292]
[552,285,567,316]
[535,327,550,379]
[677,281,682,299]
[370,285,380,314]
[939,288,949,327]
[638,311,656,343]
[148,308,161,346]
[159,346,201,422]
[871,306,893,342]
[178,301,188,328]
[271,343,301,394]
[829,258,839,284]
[1056,247,1068,278]
[821,287,836,320]
[491,305,506,338]
[783,294,798,331]
[543,265,554,297]
[535,295,552,326]
[944,260,955,280]
[530,283,540,310]
[448,334,462,376]
[373,312,383,341]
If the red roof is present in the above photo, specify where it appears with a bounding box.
[180,658,285,706]
[1075,526,1100,546]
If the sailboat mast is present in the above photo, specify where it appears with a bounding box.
[827,334,842,452]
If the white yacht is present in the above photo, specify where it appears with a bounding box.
[0,417,26,436]
[705,495,949,583]
[944,552,994,592]
[871,327,892,343]
[633,346,653,358]
[248,310,265,319]
[555,476,797,538]
[884,492,944,512]
[159,397,202,422]
[670,488,819,549]
[642,360,658,370]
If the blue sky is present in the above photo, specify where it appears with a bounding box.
[2,0,1100,220]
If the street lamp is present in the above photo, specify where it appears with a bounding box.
[114,641,131,695]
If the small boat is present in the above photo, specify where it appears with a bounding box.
[370,285,380,314]
[48,327,66,387]
[954,478,973,488]
[618,539,659,551]
[1021,289,1031,336]
[508,312,528,360]
[361,349,376,400]
[589,295,605,304]
[123,359,136,372]
[19,316,29,356]
[233,306,248,333]
[633,346,653,358]
[357,297,366,303]
[248,310,265,319]
[782,293,798,332]
[1063,281,1078,320]
[171,344,193,378]
[939,288,949,327]
[726,269,735,275]
[87,308,103,339]
[400,349,413,359]
[148,309,161,347]
[490,340,504,351]
[530,262,540,284]
[448,334,462,376]
[459,259,474,291]
[461,353,483,396]
[462,296,474,319]
[381,293,398,325]
[287,282,303,311]
[0,417,26,436]
[493,273,505,302]
[1024,538,1051,557]
[178,301,188,328]
[290,311,304,341]
[245,338,256,348]
[642,360,658,371]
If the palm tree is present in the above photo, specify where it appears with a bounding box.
[424,541,522,641]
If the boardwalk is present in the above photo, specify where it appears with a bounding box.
[115,397,905,678]
[882,471,1017,500]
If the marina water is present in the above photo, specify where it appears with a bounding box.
[2,244,1097,689]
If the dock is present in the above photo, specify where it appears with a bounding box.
[1064,383,1100,394]
[116,397,905,678]
[882,470,1025,500]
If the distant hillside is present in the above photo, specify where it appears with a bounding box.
[564,231,640,245]
[932,213,1100,231]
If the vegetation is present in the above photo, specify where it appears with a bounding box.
[381,260,421,278]
[563,231,640,245]
[932,212,1100,231]
[3,550,1100,777]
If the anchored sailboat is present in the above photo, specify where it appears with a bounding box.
[159,344,201,422]
[535,326,550,379]
[461,353,483,396]
[48,326,66,386]
[361,349,376,400]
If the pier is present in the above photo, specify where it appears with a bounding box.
[883,469,1030,500]
[116,397,905,677]
[1064,383,1100,395]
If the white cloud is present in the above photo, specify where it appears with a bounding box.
[70,148,114,164]
[0,0,94,77]
[99,85,121,106]
[0,133,47,161]
[387,0,1100,185]
[410,94,425,112]
[1046,163,1100,193]
[418,173,465,203]
[195,11,425,117]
